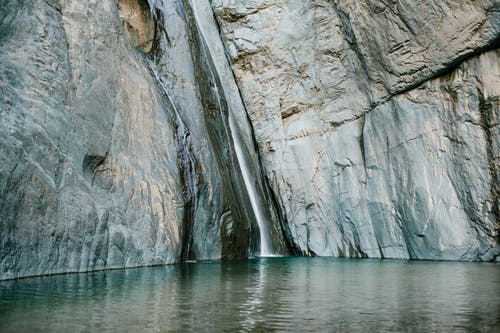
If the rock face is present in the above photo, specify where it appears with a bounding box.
[212,0,499,260]
[0,0,286,280]
[0,0,498,279]
[118,0,155,53]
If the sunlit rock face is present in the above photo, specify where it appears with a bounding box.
[0,0,184,280]
[118,0,155,52]
[213,0,499,260]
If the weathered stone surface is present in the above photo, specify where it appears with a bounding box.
[119,0,155,52]
[333,0,500,97]
[213,0,499,260]
[0,0,284,280]
[0,0,182,280]
[1,0,498,280]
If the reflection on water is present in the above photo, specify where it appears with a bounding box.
[1,258,499,332]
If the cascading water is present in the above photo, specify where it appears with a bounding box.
[142,0,282,258]
[188,0,274,256]
[228,114,272,256]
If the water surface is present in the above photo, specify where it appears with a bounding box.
[1,257,499,332]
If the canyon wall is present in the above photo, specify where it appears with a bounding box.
[0,0,498,279]
[0,0,286,280]
[212,0,499,260]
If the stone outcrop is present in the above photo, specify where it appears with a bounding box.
[0,0,186,280]
[212,0,499,260]
[118,0,155,53]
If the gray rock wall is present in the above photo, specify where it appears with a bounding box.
[0,0,183,279]
[212,0,499,260]
[0,0,498,280]
[0,0,284,280]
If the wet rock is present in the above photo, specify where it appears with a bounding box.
[0,0,184,280]
[1,0,498,280]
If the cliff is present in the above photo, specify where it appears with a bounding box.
[0,0,287,280]
[213,0,499,260]
[0,0,498,279]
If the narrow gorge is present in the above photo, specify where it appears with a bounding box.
[0,0,499,280]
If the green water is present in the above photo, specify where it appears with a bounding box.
[1,257,499,332]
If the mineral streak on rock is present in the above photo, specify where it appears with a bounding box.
[119,0,155,53]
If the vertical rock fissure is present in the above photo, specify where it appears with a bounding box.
[182,0,257,258]
[213,23,272,255]
[175,118,199,261]
[359,113,367,170]
[128,2,201,261]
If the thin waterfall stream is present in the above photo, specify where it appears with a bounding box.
[188,0,274,256]
[149,63,198,260]
[228,114,272,256]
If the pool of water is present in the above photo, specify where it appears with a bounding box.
[1,257,499,332]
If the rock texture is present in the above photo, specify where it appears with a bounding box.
[0,0,285,280]
[213,0,500,260]
[0,0,498,279]
[119,0,155,52]
[0,0,187,280]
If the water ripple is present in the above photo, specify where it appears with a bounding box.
[1,258,499,332]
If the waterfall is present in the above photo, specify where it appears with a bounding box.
[228,114,272,256]
[188,0,274,256]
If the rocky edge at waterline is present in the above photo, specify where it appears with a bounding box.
[0,0,498,279]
